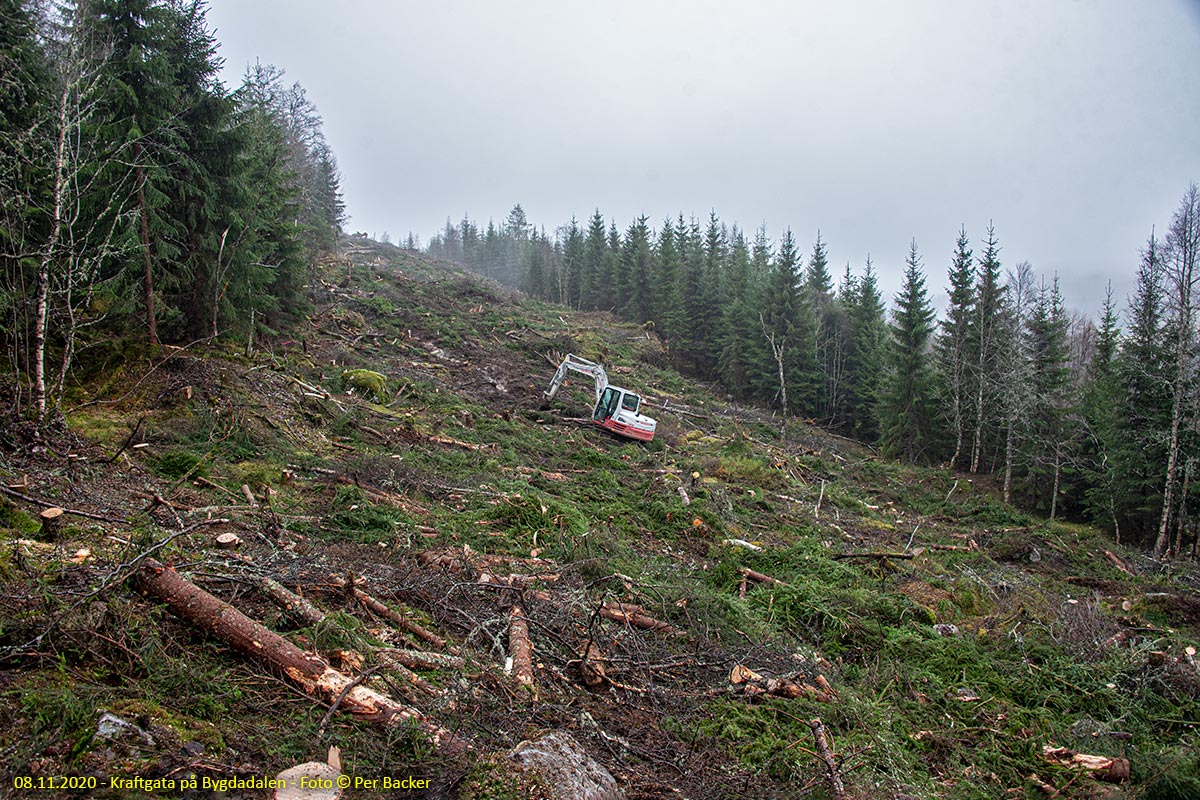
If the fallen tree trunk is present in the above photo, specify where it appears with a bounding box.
[1104,550,1134,575]
[376,647,465,671]
[738,567,786,586]
[508,606,535,692]
[333,575,449,651]
[130,559,468,755]
[257,577,328,627]
[598,601,679,635]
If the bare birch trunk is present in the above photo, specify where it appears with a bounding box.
[1002,413,1013,504]
[1157,186,1200,557]
[1174,459,1192,558]
[33,78,74,417]
[1050,448,1062,520]
[1156,397,1184,556]
[970,363,985,473]
[950,386,964,472]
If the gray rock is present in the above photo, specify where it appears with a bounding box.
[510,732,623,800]
[96,712,155,747]
[933,623,960,637]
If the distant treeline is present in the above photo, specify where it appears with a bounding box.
[0,0,344,416]
[423,192,1200,557]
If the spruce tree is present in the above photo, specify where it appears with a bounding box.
[845,257,887,440]
[89,0,188,345]
[1081,284,1123,535]
[525,227,547,299]
[580,210,608,310]
[806,231,838,422]
[718,227,757,397]
[562,218,584,309]
[653,217,682,341]
[621,215,653,323]
[673,217,707,372]
[1026,277,1072,516]
[758,228,818,413]
[880,241,937,462]
[695,211,728,377]
[1110,234,1171,543]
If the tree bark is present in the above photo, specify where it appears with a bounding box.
[39,507,64,540]
[333,576,448,651]
[256,577,327,627]
[131,559,468,755]
[1156,187,1200,557]
[1050,447,1062,520]
[508,606,535,691]
[33,75,75,417]
[598,601,678,634]
[808,718,846,800]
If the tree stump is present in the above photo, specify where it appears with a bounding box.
[215,532,242,549]
[39,507,64,541]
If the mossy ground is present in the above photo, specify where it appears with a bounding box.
[1,237,1197,798]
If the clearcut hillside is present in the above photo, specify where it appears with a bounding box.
[1,236,1198,800]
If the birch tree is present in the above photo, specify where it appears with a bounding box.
[969,223,1006,473]
[1155,184,1200,556]
[936,227,974,469]
[996,261,1034,503]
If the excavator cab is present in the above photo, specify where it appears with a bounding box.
[593,386,641,422]
[593,387,620,421]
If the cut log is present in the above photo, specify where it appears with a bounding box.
[39,507,64,541]
[130,559,468,755]
[333,576,448,651]
[241,484,258,507]
[478,571,559,589]
[508,606,535,692]
[598,601,678,635]
[375,648,464,671]
[257,577,328,627]
[373,653,443,697]
[1104,550,1134,575]
[427,434,494,452]
[925,542,978,552]
[738,567,786,586]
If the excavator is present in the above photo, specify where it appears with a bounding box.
[544,354,657,442]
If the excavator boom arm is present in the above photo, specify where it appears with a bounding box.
[544,354,608,403]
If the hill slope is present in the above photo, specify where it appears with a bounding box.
[1,237,1198,799]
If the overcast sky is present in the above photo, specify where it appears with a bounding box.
[206,0,1200,316]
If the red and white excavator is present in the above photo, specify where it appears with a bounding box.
[544,354,657,442]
